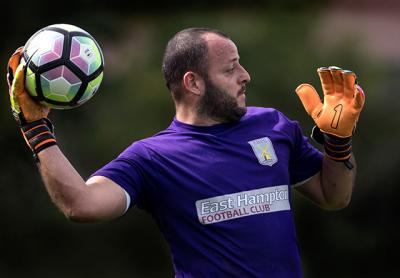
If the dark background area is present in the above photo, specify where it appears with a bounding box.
[1,0,399,277]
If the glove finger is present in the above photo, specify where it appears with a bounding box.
[7,47,24,75]
[7,47,24,88]
[353,84,365,110]
[329,66,344,95]
[317,67,334,95]
[295,83,323,117]
[342,70,357,99]
[9,87,21,115]
[13,63,51,122]
[19,91,51,122]
[12,63,26,97]
[10,63,26,115]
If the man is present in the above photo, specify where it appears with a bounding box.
[7,27,365,277]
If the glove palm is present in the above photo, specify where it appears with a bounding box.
[295,66,365,138]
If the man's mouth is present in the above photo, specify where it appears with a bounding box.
[238,86,246,96]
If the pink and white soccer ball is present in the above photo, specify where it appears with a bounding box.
[21,24,104,109]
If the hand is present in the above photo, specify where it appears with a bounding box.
[295,66,365,138]
[7,47,50,125]
[7,47,56,157]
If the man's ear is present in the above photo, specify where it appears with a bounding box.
[183,72,204,96]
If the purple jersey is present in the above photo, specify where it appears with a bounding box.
[92,107,323,277]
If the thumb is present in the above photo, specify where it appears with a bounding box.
[353,84,365,110]
[9,63,26,116]
[8,47,24,74]
[12,63,26,97]
[7,47,23,87]
[295,83,323,118]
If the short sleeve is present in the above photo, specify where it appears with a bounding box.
[91,143,148,210]
[289,121,323,185]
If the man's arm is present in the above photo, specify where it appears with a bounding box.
[295,156,356,210]
[7,48,127,223]
[294,66,365,210]
[37,145,127,222]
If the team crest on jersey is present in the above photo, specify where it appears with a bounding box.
[248,137,278,166]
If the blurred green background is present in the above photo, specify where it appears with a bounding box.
[0,0,398,277]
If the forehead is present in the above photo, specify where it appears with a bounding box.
[202,33,238,64]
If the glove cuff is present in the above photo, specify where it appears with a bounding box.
[311,126,352,161]
[323,133,352,161]
[20,118,57,156]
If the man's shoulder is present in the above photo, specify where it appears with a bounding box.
[244,106,302,138]
[245,106,291,123]
[121,127,178,158]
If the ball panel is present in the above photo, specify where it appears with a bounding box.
[25,67,38,97]
[48,24,88,33]
[77,72,103,104]
[38,37,63,66]
[70,36,102,76]
[26,31,64,67]
[40,66,82,102]
[41,65,62,80]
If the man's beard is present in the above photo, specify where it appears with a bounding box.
[197,76,247,123]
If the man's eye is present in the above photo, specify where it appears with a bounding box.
[227,67,235,73]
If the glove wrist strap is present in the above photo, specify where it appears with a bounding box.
[311,125,353,162]
[21,118,57,156]
[323,133,352,161]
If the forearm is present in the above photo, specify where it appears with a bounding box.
[36,145,127,222]
[36,145,90,220]
[320,155,356,210]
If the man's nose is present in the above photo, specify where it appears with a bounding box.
[239,64,251,84]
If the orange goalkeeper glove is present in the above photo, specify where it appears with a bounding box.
[7,47,56,159]
[295,66,365,162]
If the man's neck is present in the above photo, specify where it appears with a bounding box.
[175,103,220,126]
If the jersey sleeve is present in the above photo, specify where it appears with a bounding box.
[90,142,148,210]
[288,120,323,185]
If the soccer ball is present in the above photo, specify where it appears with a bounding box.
[21,24,104,109]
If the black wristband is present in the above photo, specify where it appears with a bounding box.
[21,118,57,156]
[323,133,352,161]
[311,126,352,162]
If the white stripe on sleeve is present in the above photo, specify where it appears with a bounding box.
[123,189,131,214]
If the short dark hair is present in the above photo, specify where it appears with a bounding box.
[162,27,229,95]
